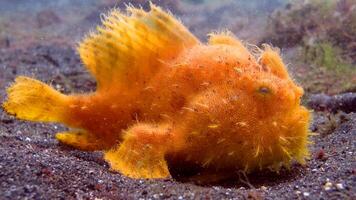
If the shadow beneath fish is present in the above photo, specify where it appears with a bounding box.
[169,161,306,188]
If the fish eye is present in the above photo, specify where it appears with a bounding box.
[256,84,275,97]
[254,79,276,98]
[258,86,271,94]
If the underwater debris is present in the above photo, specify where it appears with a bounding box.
[308,93,356,113]
[3,3,311,179]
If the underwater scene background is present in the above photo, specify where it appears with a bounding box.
[0,0,355,199]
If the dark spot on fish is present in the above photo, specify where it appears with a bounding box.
[170,94,186,109]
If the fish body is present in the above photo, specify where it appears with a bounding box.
[3,4,311,179]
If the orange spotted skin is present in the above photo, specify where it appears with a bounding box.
[3,4,311,179]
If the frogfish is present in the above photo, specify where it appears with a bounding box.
[3,4,311,179]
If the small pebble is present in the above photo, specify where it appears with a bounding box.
[335,183,344,190]
[316,149,327,160]
[303,192,310,197]
[260,186,267,191]
[324,182,333,191]
[295,191,301,195]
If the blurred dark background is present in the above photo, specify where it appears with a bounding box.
[0,0,286,46]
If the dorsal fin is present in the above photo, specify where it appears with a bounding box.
[78,3,199,91]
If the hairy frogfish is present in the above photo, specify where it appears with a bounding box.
[3,4,311,179]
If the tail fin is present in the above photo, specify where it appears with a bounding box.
[2,76,69,122]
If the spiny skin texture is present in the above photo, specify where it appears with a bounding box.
[3,4,311,179]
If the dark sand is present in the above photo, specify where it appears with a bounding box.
[0,45,355,199]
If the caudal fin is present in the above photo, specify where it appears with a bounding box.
[2,76,69,122]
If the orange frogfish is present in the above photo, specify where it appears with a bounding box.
[3,4,311,179]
